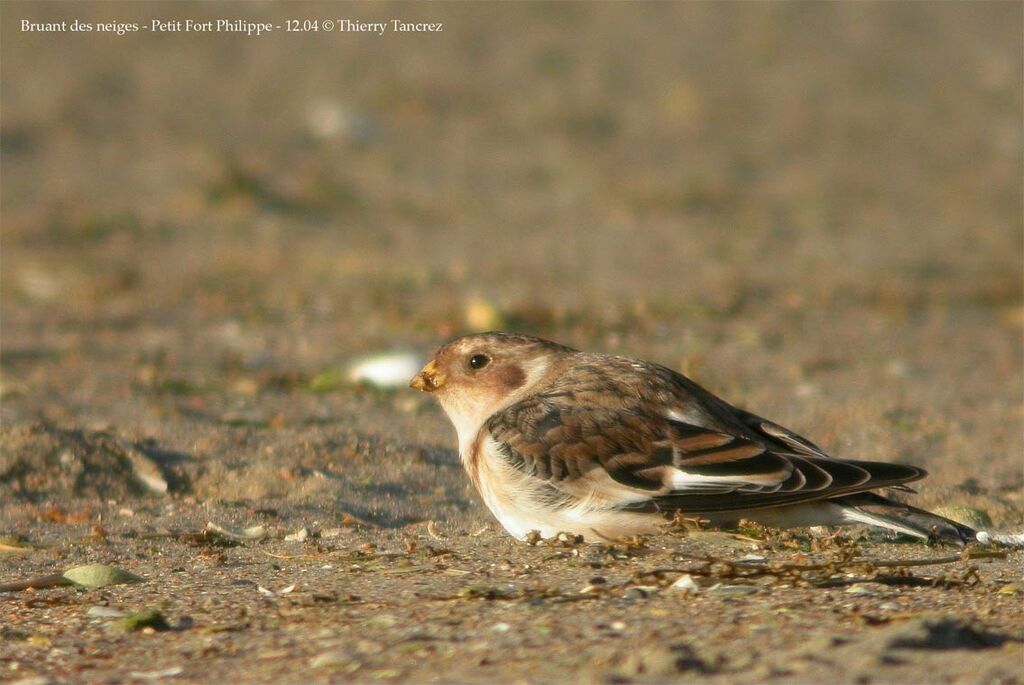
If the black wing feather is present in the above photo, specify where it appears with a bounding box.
[484,357,926,513]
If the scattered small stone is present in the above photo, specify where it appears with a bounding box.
[117,439,169,495]
[363,614,399,629]
[309,650,362,672]
[553,531,583,545]
[668,574,700,594]
[284,527,309,542]
[492,622,511,633]
[128,667,184,680]
[609,621,627,631]
[204,522,265,541]
[623,586,658,599]
[87,606,128,618]
[845,583,879,596]
[63,564,143,589]
[737,554,768,563]
[706,584,758,597]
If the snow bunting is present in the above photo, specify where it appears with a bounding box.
[410,332,983,546]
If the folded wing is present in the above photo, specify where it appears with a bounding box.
[485,391,925,514]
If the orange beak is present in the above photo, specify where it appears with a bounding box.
[410,359,445,392]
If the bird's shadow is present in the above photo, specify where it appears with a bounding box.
[333,442,466,529]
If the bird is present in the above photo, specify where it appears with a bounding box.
[409,331,996,547]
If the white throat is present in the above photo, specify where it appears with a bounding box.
[439,356,553,458]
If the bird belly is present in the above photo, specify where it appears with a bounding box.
[467,438,661,542]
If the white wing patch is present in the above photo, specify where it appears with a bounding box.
[666,468,785,493]
[665,407,706,426]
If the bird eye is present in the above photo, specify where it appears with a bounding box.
[468,354,490,370]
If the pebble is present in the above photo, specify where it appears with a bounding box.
[706,584,758,596]
[128,667,184,680]
[845,583,879,596]
[737,554,768,563]
[63,564,143,589]
[668,574,700,594]
[86,606,128,618]
[309,651,362,672]
[363,614,399,628]
[284,527,309,542]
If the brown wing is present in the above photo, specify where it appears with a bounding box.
[484,379,925,513]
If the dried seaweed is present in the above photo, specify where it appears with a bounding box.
[633,547,1005,590]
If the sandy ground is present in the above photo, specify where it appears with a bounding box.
[2,2,1022,684]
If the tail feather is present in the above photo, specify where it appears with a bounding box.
[834,492,980,547]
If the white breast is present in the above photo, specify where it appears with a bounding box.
[468,436,661,542]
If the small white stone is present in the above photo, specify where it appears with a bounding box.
[87,606,127,618]
[128,667,184,680]
[347,353,424,389]
[669,574,700,594]
[844,583,878,596]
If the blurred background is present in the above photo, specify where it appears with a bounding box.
[2,2,1022,508]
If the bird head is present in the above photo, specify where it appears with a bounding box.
[410,332,572,445]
